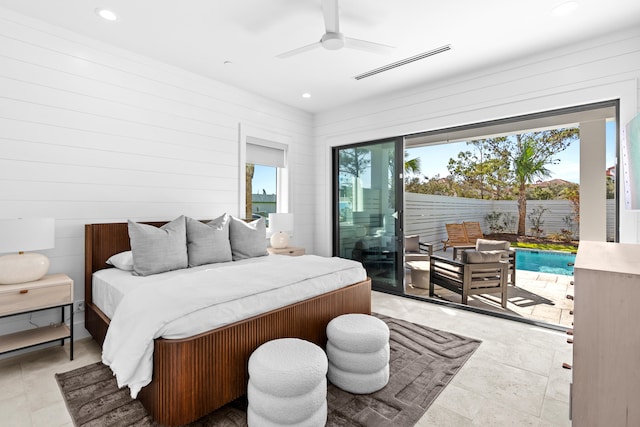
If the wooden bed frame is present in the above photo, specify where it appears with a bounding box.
[84,221,371,426]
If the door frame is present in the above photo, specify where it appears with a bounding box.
[332,136,405,294]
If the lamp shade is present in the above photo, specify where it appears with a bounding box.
[268,213,294,249]
[0,218,55,285]
[268,213,294,232]
[0,218,55,253]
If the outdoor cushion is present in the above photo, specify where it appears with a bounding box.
[462,250,503,264]
[405,235,420,253]
[476,238,510,251]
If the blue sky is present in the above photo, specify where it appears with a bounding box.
[252,164,277,194]
[406,121,617,184]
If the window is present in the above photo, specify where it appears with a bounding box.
[245,137,288,223]
[246,164,277,220]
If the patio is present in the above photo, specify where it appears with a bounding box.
[405,249,574,328]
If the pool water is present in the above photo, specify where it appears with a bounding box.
[515,250,576,276]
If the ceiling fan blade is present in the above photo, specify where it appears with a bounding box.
[322,0,340,33]
[276,41,322,59]
[344,37,395,54]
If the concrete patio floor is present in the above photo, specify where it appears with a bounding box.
[404,250,574,328]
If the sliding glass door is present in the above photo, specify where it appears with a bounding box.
[333,138,404,293]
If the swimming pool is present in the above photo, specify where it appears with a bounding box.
[515,249,576,276]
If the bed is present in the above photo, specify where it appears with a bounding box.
[84,220,372,426]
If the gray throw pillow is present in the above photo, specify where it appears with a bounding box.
[128,215,188,276]
[186,214,232,267]
[229,216,268,261]
[462,250,503,264]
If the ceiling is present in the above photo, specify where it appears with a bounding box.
[1,0,638,113]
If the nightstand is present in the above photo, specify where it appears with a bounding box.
[267,246,305,256]
[0,273,74,360]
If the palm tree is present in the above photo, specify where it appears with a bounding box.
[513,137,552,235]
[245,163,255,219]
[404,153,421,175]
[480,129,578,235]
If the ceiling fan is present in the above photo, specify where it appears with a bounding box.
[276,0,394,59]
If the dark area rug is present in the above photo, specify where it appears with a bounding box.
[56,314,481,426]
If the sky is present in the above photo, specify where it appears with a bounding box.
[252,164,277,194]
[406,121,617,184]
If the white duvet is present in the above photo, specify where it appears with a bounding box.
[100,255,366,398]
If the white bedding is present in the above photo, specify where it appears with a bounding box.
[96,254,367,398]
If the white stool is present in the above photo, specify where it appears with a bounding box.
[247,338,328,427]
[326,313,390,394]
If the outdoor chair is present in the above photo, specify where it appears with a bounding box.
[404,235,433,262]
[459,238,516,285]
[430,251,508,308]
[405,235,433,290]
[441,223,476,253]
[463,221,484,244]
[475,238,516,285]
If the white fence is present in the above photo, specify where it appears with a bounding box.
[405,193,615,249]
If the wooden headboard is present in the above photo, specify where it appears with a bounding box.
[84,221,167,305]
[84,218,239,304]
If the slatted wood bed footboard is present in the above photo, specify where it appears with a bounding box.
[84,222,371,426]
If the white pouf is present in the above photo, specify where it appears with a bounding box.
[248,338,328,427]
[326,314,390,394]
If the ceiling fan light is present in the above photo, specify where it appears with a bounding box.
[552,1,579,17]
[95,8,118,21]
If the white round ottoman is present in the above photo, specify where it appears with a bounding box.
[247,338,328,427]
[326,313,390,394]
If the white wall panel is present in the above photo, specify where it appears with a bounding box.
[315,27,640,256]
[0,7,314,344]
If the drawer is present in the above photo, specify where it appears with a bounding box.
[284,248,305,256]
[0,283,71,316]
[268,247,305,256]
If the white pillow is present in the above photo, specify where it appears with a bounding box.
[106,251,134,271]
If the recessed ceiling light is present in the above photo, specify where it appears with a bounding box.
[552,1,579,17]
[302,93,311,99]
[95,8,118,21]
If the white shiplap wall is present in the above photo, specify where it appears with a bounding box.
[0,8,314,341]
[314,27,640,256]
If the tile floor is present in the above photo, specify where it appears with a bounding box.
[0,338,101,427]
[0,291,573,426]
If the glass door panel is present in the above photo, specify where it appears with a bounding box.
[333,138,403,293]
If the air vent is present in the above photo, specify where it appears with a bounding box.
[354,44,451,80]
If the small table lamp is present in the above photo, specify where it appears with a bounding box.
[0,218,55,285]
[268,213,294,249]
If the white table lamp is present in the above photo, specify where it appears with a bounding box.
[268,213,294,249]
[0,218,55,285]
